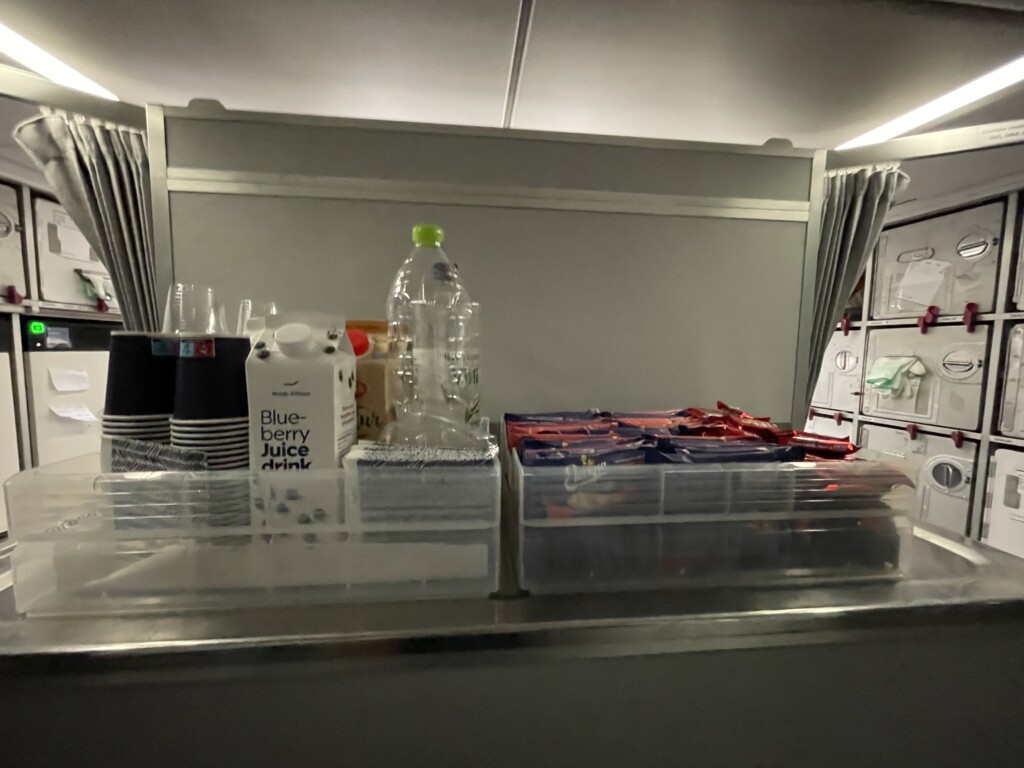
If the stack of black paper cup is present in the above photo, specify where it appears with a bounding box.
[102,332,177,445]
[170,336,250,471]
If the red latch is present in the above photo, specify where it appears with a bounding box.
[906,424,919,440]
[951,430,964,449]
[918,306,940,335]
[962,303,979,333]
[96,298,109,313]
[840,314,851,336]
[808,408,817,419]
[2,285,23,304]
[834,412,844,425]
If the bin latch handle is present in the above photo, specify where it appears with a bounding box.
[962,303,979,333]
[918,306,940,335]
[2,284,23,304]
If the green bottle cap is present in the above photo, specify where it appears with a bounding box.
[412,224,444,247]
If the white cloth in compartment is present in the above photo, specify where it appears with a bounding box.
[867,356,926,400]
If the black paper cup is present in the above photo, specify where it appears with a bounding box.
[173,337,251,420]
[104,332,178,417]
[170,422,248,442]
[103,427,171,437]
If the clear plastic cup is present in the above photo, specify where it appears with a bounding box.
[162,284,227,336]
[237,299,279,336]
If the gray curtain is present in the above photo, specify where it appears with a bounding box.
[806,165,909,409]
[14,110,157,331]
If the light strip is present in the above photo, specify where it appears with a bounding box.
[0,21,117,101]
[836,53,1024,150]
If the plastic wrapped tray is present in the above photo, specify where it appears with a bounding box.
[4,449,500,615]
[510,449,914,594]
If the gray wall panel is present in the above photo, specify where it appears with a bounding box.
[170,193,804,420]
[165,119,813,201]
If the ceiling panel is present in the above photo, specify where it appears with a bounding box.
[924,81,1024,131]
[0,0,1021,150]
[0,0,520,125]
[513,0,1024,148]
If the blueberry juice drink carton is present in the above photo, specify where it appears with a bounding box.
[247,312,357,532]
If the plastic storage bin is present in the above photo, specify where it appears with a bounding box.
[511,450,914,594]
[857,423,975,536]
[0,182,26,306]
[871,201,1004,319]
[4,450,500,615]
[33,198,118,310]
[984,449,1024,559]
[999,324,1024,438]
[811,328,863,413]
[861,325,987,430]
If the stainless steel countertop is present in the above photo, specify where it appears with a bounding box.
[3,526,1024,676]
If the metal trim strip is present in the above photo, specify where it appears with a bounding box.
[972,192,1021,537]
[502,0,535,128]
[5,314,30,470]
[165,170,811,221]
[887,172,1024,225]
[17,186,39,308]
[0,64,146,129]
[827,119,1024,169]
[17,323,38,467]
[3,567,1024,673]
[791,149,827,423]
[147,105,174,302]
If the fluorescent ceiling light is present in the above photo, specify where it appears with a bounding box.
[0,21,117,100]
[836,53,1024,150]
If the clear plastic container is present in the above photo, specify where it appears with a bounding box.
[383,224,482,447]
[510,449,915,594]
[4,452,500,615]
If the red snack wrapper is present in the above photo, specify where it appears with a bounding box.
[724,414,786,442]
[787,432,857,457]
[683,407,726,422]
[687,424,763,440]
[505,419,616,449]
[605,410,690,418]
[661,430,761,442]
[716,401,772,421]
[614,416,698,429]
[519,435,648,451]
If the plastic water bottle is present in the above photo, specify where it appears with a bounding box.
[382,224,481,447]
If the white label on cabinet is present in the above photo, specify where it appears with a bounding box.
[48,404,98,422]
[48,367,89,393]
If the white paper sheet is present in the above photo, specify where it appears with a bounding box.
[49,404,98,422]
[896,259,949,306]
[48,367,89,393]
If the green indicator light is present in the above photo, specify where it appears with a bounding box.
[29,321,46,335]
